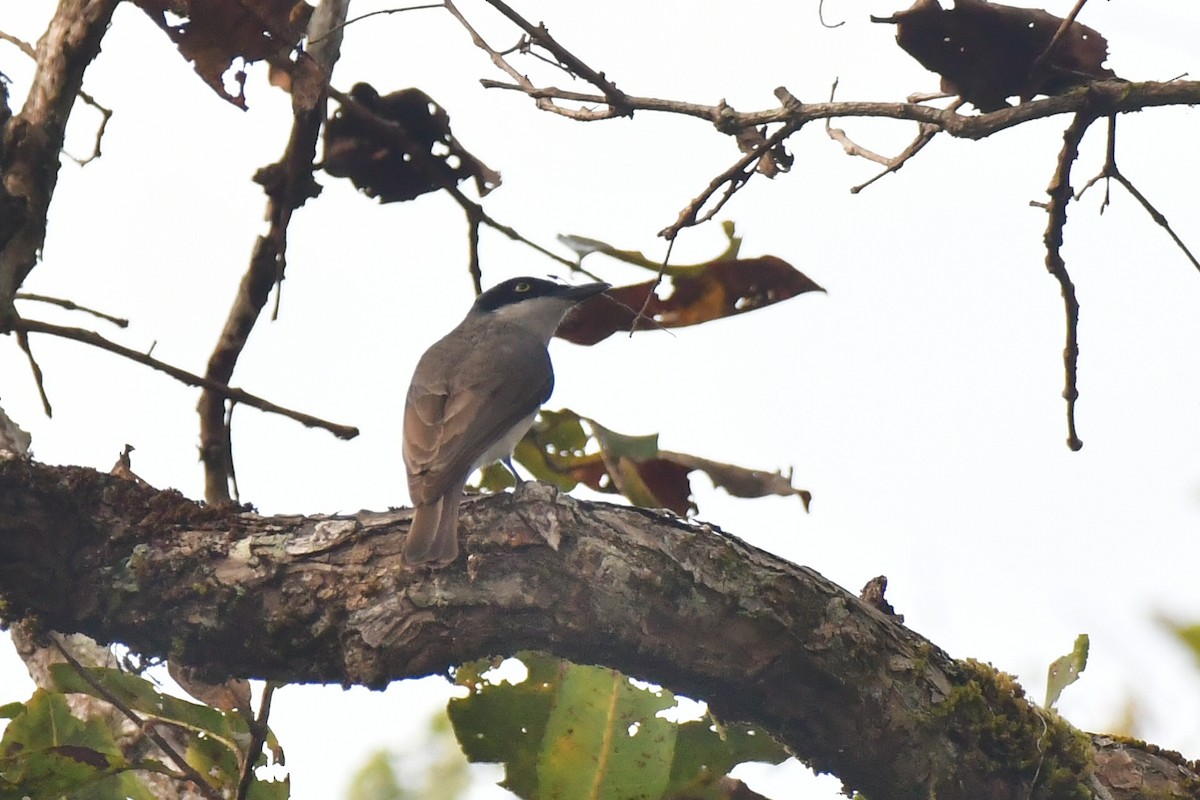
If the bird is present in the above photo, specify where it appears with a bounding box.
[402,276,611,567]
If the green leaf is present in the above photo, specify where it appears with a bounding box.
[1045,634,1089,709]
[185,732,240,788]
[449,654,560,798]
[538,664,676,800]
[590,423,659,461]
[0,690,127,796]
[245,775,291,800]
[49,663,250,746]
[666,716,789,799]
[558,221,742,275]
[66,769,163,800]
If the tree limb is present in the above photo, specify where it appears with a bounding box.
[0,0,120,324]
[1,460,1195,800]
[197,0,350,506]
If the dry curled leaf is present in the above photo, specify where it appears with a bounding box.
[873,0,1115,112]
[556,256,824,345]
[323,84,501,202]
[135,0,312,109]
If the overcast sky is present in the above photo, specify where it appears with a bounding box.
[2,1,1199,798]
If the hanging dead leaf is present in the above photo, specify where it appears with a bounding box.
[556,256,823,345]
[323,84,502,202]
[662,451,810,511]
[474,409,812,519]
[134,0,312,109]
[873,0,1115,112]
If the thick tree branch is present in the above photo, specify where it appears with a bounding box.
[1,460,1195,800]
[0,0,120,324]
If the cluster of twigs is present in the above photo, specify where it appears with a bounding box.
[440,0,1199,450]
[3,0,1199,497]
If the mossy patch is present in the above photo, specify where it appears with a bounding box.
[928,658,1092,800]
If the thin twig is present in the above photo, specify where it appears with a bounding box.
[443,183,590,275]
[443,0,625,121]
[235,682,277,800]
[1077,117,1200,273]
[660,120,799,240]
[1041,109,1098,451]
[479,0,630,114]
[2,24,113,166]
[64,90,112,166]
[308,4,442,45]
[0,29,35,56]
[15,328,52,416]
[1028,0,1090,84]
[15,292,129,326]
[51,637,225,800]
[823,79,953,193]
[15,317,359,438]
[632,237,676,335]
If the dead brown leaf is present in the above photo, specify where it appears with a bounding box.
[556,256,824,345]
[323,83,502,202]
[134,0,312,109]
[874,0,1115,112]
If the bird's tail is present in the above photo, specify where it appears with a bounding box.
[403,487,463,567]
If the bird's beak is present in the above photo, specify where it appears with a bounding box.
[558,282,611,302]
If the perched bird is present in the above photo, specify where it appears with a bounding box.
[402,277,610,567]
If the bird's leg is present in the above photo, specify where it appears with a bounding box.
[502,456,526,486]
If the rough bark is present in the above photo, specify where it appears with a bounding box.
[0,0,120,321]
[1,459,1195,800]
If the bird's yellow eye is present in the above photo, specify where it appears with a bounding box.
[514,281,531,292]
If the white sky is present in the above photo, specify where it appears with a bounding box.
[2,2,1199,798]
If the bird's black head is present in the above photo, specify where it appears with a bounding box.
[472,277,610,313]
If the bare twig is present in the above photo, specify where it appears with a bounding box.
[15,328,51,416]
[199,0,350,506]
[660,120,799,240]
[444,0,626,121]
[308,4,442,45]
[1041,110,1099,451]
[15,317,359,438]
[235,682,277,800]
[64,89,112,166]
[477,78,1200,142]
[1028,0,1091,84]
[0,29,35,56]
[632,237,675,335]
[479,0,630,114]
[15,292,129,326]
[824,79,956,193]
[443,183,589,275]
[51,636,225,800]
[817,0,845,29]
[1077,117,1199,273]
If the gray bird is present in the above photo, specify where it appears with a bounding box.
[403,277,611,567]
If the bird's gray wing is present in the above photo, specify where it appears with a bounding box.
[404,328,553,503]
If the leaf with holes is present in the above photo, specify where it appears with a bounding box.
[324,83,501,202]
[1045,633,1089,709]
[133,0,312,108]
[873,0,1115,112]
